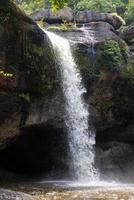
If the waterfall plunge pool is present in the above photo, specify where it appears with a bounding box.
[1,180,134,200]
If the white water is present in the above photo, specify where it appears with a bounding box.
[44,30,99,182]
[81,26,96,58]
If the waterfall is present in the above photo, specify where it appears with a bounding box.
[81,26,96,58]
[44,30,99,182]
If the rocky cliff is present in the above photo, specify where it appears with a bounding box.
[0,0,58,147]
[0,3,134,181]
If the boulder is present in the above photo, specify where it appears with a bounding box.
[120,25,134,41]
[50,21,118,44]
[30,8,46,21]
[30,6,74,23]
[0,188,34,200]
[76,11,123,29]
[119,26,134,64]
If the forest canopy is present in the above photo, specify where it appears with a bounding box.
[15,0,134,24]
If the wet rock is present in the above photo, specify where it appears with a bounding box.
[97,124,134,144]
[51,22,118,44]
[0,188,34,200]
[96,142,134,182]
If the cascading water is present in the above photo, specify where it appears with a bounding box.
[81,26,96,58]
[43,29,99,182]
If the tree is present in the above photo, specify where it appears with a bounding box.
[16,0,68,13]
[124,0,134,24]
[15,0,134,25]
[16,0,45,14]
[74,0,126,13]
[48,0,68,11]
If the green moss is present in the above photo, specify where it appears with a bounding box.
[19,93,30,102]
[23,35,58,96]
[47,22,76,32]
[37,20,44,28]
[96,40,122,73]
[31,44,44,57]
[0,0,33,31]
[118,40,130,63]
[74,44,99,76]
[0,143,7,151]
[47,25,68,31]
[111,13,126,26]
[100,100,113,111]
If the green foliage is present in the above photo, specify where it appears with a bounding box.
[47,20,76,31]
[19,92,30,102]
[16,0,68,13]
[0,1,32,30]
[118,40,130,63]
[96,40,122,72]
[124,0,134,24]
[18,0,45,14]
[72,0,133,25]
[15,0,134,25]
[74,0,124,13]
[0,70,13,77]
[48,0,68,11]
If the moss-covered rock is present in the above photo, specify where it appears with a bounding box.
[112,75,134,124]
[0,0,58,145]
[96,40,122,73]
[0,0,58,96]
[73,33,133,130]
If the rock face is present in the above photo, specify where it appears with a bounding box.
[75,11,123,29]
[30,9,123,30]
[120,25,134,41]
[51,22,118,44]
[0,0,58,146]
[0,1,134,181]
[0,188,34,200]
[30,6,74,23]
[96,142,134,182]
[120,25,134,64]
[129,45,134,64]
